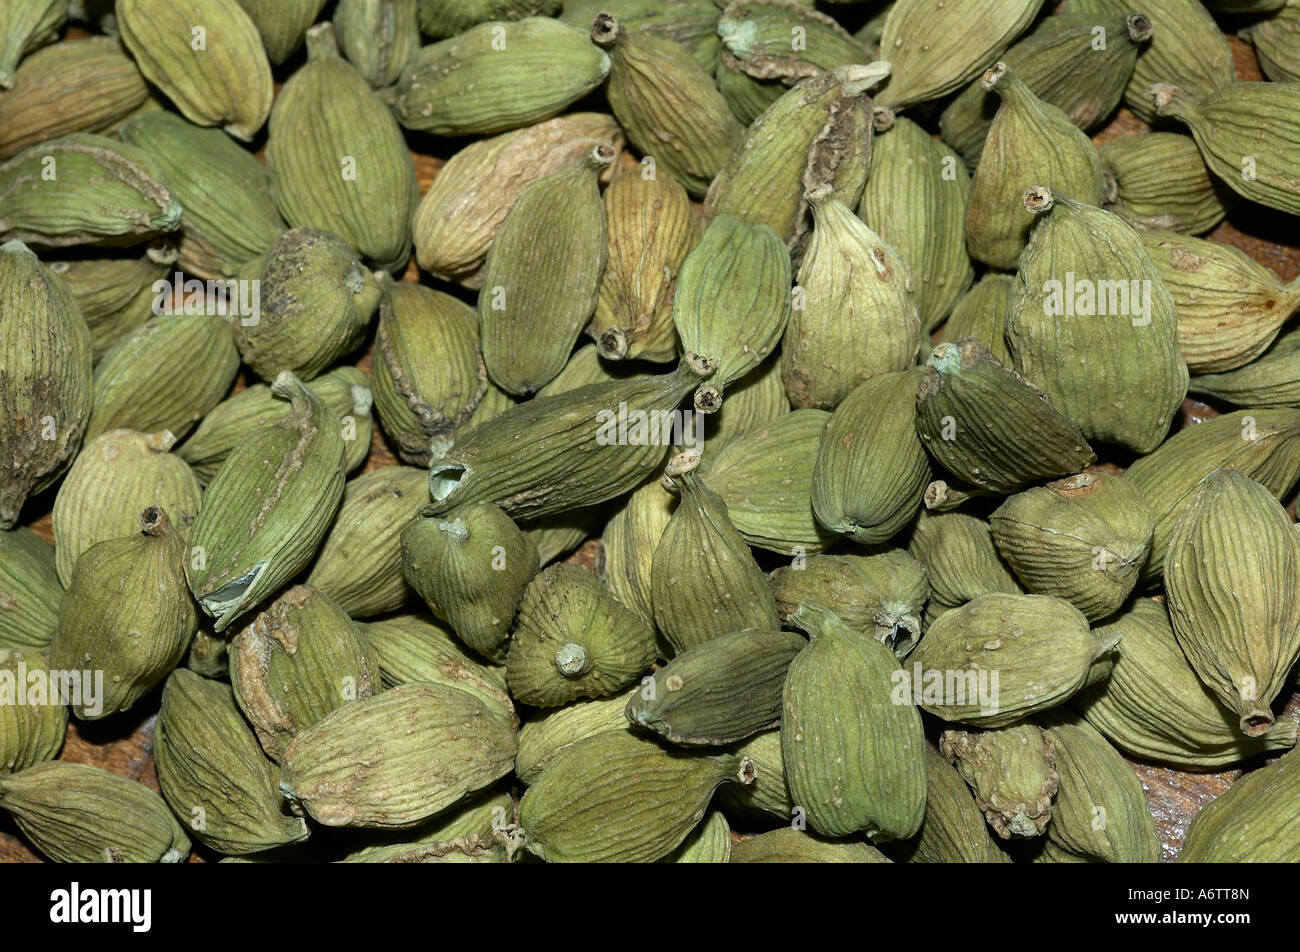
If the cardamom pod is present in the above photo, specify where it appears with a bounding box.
[339,788,519,864]
[1100,132,1235,235]
[596,474,676,627]
[515,690,633,785]
[731,828,892,863]
[421,0,561,37]
[232,0,328,64]
[0,528,61,650]
[47,252,164,360]
[906,508,1023,624]
[663,809,730,863]
[891,746,1009,863]
[0,647,65,772]
[560,0,718,73]
[702,356,791,452]
[941,724,1058,839]
[1241,0,1300,82]
[716,728,792,821]
[1178,746,1300,861]
[335,0,418,88]
[0,0,66,89]
[1191,326,1300,408]
[940,273,1014,365]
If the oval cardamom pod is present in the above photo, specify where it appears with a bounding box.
[1178,746,1300,862]
[47,252,165,360]
[186,372,347,631]
[339,788,520,864]
[0,647,66,772]
[515,690,633,785]
[0,528,61,650]
[731,828,891,863]
[155,669,311,855]
[1191,327,1300,408]
[335,0,419,88]
[663,809,730,863]
[117,0,272,141]
[716,728,792,821]
[940,273,1015,365]
[49,506,198,718]
[1100,132,1235,236]
[559,0,717,73]
[232,0,328,64]
[1241,1,1300,82]
[891,746,1009,863]
[0,0,66,89]
[280,681,518,829]
[596,475,675,627]
[941,724,1058,839]
[906,508,1022,623]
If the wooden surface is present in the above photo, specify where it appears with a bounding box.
[3,27,1298,863]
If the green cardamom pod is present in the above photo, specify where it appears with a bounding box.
[340,788,520,864]
[1008,187,1188,453]
[1178,746,1300,861]
[811,368,931,545]
[186,372,347,631]
[267,23,417,273]
[507,564,656,706]
[941,724,1058,839]
[966,64,1106,270]
[1241,0,1300,82]
[49,506,197,718]
[663,809,730,863]
[782,601,927,840]
[596,474,675,627]
[1075,598,1299,769]
[412,113,623,288]
[716,728,792,821]
[117,0,272,140]
[119,112,284,280]
[0,528,61,650]
[916,340,1096,494]
[912,592,1118,727]
[87,313,241,442]
[0,761,190,863]
[519,508,604,566]
[783,187,919,410]
[0,133,181,247]
[425,355,715,519]
[231,0,328,64]
[940,273,1014,365]
[518,729,752,862]
[560,0,718,73]
[47,252,166,360]
[515,690,633,785]
[1100,132,1235,236]
[891,746,1010,863]
[0,240,91,528]
[702,356,791,453]
[280,681,518,829]
[534,342,639,399]
[391,17,610,136]
[0,647,66,772]
[185,626,227,678]
[651,451,780,655]
[990,473,1154,622]
[229,584,378,761]
[421,0,560,37]
[906,508,1022,623]
[0,0,67,88]
[52,429,201,585]
[155,668,311,855]
[1191,326,1300,408]
[335,0,418,88]
[731,828,892,863]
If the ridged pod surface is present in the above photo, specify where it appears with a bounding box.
[1100,133,1234,236]
[596,476,676,627]
[731,828,891,863]
[907,508,1022,622]
[1241,1,1300,82]
[941,724,1058,839]
[892,746,1009,863]
[334,0,419,88]
[940,274,1015,365]
[0,648,66,772]
[46,253,164,360]
[1178,746,1300,861]
[1191,328,1300,408]
[0,528,61,649]
[515,690,633,785]
[0,0,67,88]
[232,0,328,64]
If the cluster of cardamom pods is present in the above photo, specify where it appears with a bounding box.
[2,0,1300,865]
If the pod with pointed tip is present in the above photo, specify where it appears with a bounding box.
[716,729,792,821]
[515,690,634,785]
[941,724,1058,839]
[1100,133,1234,236]
[1178,746,1300,862]
[559,0,717,72]
[700,355,791,453]
[0,529,61,650]
[232,0,328,64]
[0,0,66,89]
[0,648,65,772]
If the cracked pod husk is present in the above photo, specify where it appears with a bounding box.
[49,506,197,719]
[1178,745,1300,862]
[858,115,973,335]
[906,508,1022,624]
[714,0,871,126]
[232,0,328,64]
[0,133,181,247]
[335,0,418,88]
[180,366,370,483]
[701,408,833,556]
[965,64,1106,270]
[596,474,676,628]
[1241,0,1300,82]
[940,273,1015,365]
[186,372,346,632]
[771,549,927,659]
[560,0,718,72]
[478,144,614,395]
[1076,598,1298,769]
[507,564,656,707]
[1141,230,1300,374]
[413,113,623,289]
[941,724,1058,839]
[1124,408,1300,582]
[731,828,891,863]
[306,467,428,618]
[626,628,805,746]
[939,13,1151,170]
[1008,187,1188,453]
[87,313,241,443]
[874,0,1044,108]
[1152,81,1300,218]
[46,252,165,360]
[782,601,927,840]
[1100,132,1235,236]
[52,429,201,586]
[0,0,66,88]
[0,528,61,650]
[0,36,147,159]
[1040,713,1161,863]
[0,648,65,772]
[1191,326,1300,408]
[811,368,931,545]
[339,787,522,864]
[673,213,790,413]
[119,112,284,280]
[280,681,517,829]
[424,354,715,520]
[0,761,189,863]
[518,728,752,862]
[1072,0,1234,122]
[515,690,634,785]
[372,280,484,465]
[916,340,1096,494]
[267,23,417,273]
[401,502,539,664]
[1165,468,1300,737]
[390,17,610,136]
[990,473,1154,622]
[650,451,780,656]
[910,592,1118,728]
[892,746,1009,863]
[588,165,696,363]
[117,0,272,141]
[0,240,91,528]
[591,12,742,198]
[155,669,310,855]
[705,63,890,251]
[229,585,378,762]
[782,187,919,410]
